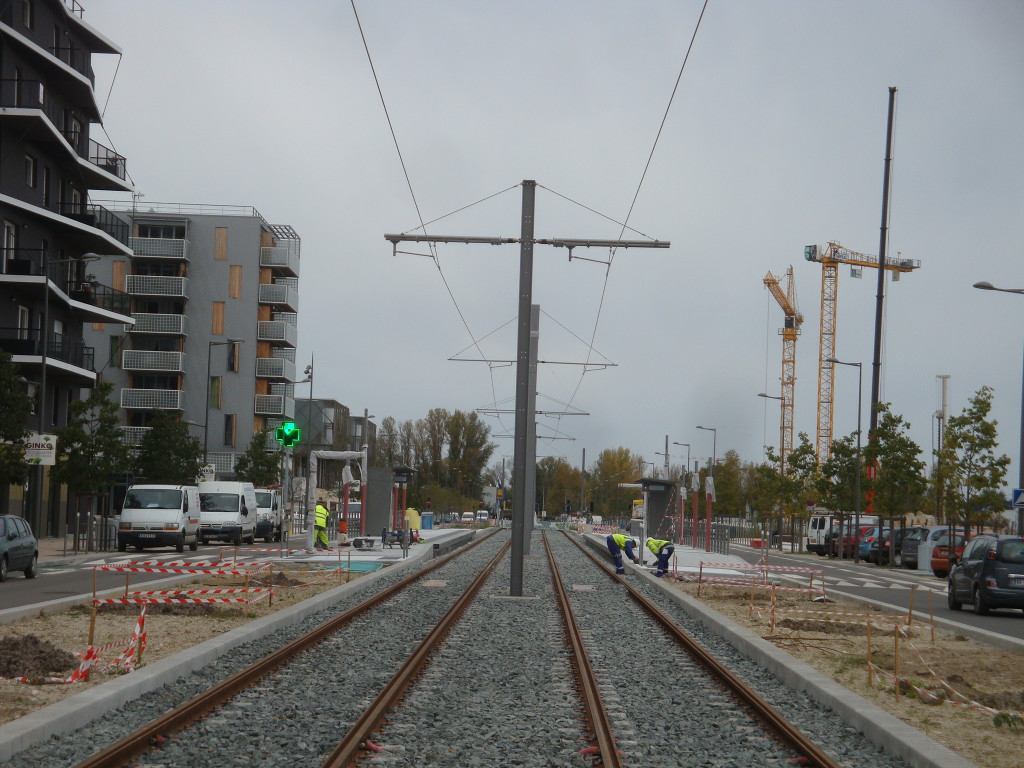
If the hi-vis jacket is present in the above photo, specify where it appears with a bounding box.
[314,505,330,528]
[646,538,671,555]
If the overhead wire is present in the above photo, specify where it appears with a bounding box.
[559,0,709,425]
[351,0,509,431]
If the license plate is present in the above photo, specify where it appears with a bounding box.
[1011,575,1024,584]
[138,533,156,538]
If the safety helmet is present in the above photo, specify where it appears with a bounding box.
[631,539,638,549]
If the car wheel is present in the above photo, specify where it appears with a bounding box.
[247,530,255,544]
[0,555,8,582]
[973,586,990,616]
[176,534,185,554]
[135,545,145,552]
[24,554,37,579]
[947,582,962,611]
[815,550,826,557]
[233,530,242,545]
[264,535,273,544]
[933,569,947,578]
[189,535,199,552]
[118,540,127,552]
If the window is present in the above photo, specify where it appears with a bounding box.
[229,265,242,298]
[2,221,16,272]
[25,155,37,187]
[214,227,228,260]
[212,302,225,334]
[137,223,185,239]
[224,414,236,447]
[228,341,240,372]
[209,376,222,409]
[17,306,31,340]
[22,0,34,30]
[42,167,50,207]
[109,336,121,368]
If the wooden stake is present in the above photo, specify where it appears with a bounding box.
[124,571,130,598]
[697,563,704,597]
[866,621,873,686]
[894,625,901,703]
[346,550,352,584]
[88,604,97,646]
[907,584,917,626]
[134,607,145,666]
[770,585,777,633]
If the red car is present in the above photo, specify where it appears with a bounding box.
[830,525,876,558]
[931,533,968,578]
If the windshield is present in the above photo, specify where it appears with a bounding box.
[0,518,5,536]
[124,488,183,510]
[935,534,965,548]
[255,491,273,507]
[999,540,1024,564]
[201,493,240,513]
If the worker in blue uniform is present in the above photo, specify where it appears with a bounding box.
[646,537,675,577]
[606,533,639,574]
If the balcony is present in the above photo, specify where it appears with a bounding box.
[57,201,130,246]
[122,350,186,372]
[255,357,296,380]
[254,394,296,418]
[126,275,189,298]
[120,388,183,410]
[0,327,94,370]
[129,313,187,335]
[121,426,152,446]
[257,320,297,347]
[258,282,299,312]
[130,237,190,261]
[87,138,127,181]
[260,246,299,276]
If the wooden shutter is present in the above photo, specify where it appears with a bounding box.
[212,301,225,334]
[229,265,242,298]
[214,227,228,260]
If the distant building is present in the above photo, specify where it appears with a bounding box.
[83,203,301,480]
[0,1,135,533]
[350,413,377,465]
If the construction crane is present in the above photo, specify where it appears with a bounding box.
[763,266,803,470]
[804,242,922,465]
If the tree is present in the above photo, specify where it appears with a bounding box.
[135,411,204,484]
[233,430,282,487]
[536,457,581,515]
[712,450,743,515]
[936,386,1010,530]
[816,434,863,515]
[864,402,927,520]
[589,447,644,522]
[446,410,494,499]
[376,416,400,468]
[51,381,132,496]
[0,349,32,487]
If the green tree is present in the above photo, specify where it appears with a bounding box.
[233,430,282,487]
[864,402,927,520]
[376,416,400,468]
[817,434,863,515]
[0,349,32,486]
[536,456,582,515]
[446,410,494,500]
[135,412,204,484]
[589,447,644,522]
[51,381,132,495]
[936,386,1010,529]
[713,449,743,515]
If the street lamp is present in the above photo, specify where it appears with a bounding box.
[204,338,245,470]
[827,357,863,563]
[696,426,717,475]
[672,442,691,480]
[973,281,1024,535]
[34,253,99,533]
[758,392,787,471]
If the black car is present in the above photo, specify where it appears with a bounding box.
[0,514,39,581]
[947,535,1024,615]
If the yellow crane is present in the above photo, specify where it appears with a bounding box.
[804,242,921,464]
[763,266,802,470]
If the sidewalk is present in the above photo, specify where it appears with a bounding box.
[583,533,752,577]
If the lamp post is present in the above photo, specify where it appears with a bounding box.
[827,357,863,563]
[672,442,690,480]
[696,426,717,475]
[757,392,787,471]
[204,338,245,473]
[973,281,1024,535]
[34,253,99,534]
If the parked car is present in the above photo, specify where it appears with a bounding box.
[0,515,38,581]
[118,484,201,553]
[948,535,1024,615]
[858,527,887,562]
[931,533,968,578]
[901,525,947,570]
[875,527,911,565]
[831,525,876,558]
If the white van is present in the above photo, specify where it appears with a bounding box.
[254,488,284,543]
[198,481,257,544]
[118,485,200,553]
[806,514,834,555]
[460,511,475,525]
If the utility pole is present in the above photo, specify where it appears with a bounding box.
[579,447,586,520]
[870,86,897,432]
[523,304,540,554]
[385,180,669,595]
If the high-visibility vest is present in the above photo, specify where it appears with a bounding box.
[314,505,329,527]
[647,538,671,555]
[611,533,633,550]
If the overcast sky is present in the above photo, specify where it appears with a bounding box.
[84,1,1024,488]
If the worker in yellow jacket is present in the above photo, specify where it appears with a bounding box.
[646,537,675,577]
[606,533,639,575]
[314,503,330,550]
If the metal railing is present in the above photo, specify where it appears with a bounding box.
[260,245,299,274]
[255,356,295,380]
[120,388,183,410]
[122,349,186,372]
[257,320,297,346]
[120,426,152,446]
[129,236,189,260]
[0,326,95,369]
[57,201,130,245]
[87,138,128,180]
[254,394,296,417]
[125,274,189,297]
[258,282,299,310]
[129,313,187,335]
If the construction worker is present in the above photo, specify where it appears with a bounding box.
[646,537,675,577]
[606,533,639,574]
[314,503,330,550]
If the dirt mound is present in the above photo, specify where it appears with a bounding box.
[96,603,220,616]
[252,571,308,587]
[0,634,78,678]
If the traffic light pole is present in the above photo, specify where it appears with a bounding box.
[385,179,669,596]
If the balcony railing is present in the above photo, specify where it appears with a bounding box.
[257,320,297,347]
[129,236,189,260]
[120,426,152,446]
[255,357,296,380]
[260,246,299,275]
[0,327,94,370]
[129,313,187,335]
[125,275,189,298]
[57,201,130,245]
[88,138,127,180]
[254,394,296,417]
[258,282,299,311]
[120,388,182,410]
[122,350,186,372]
[47,45,95,80]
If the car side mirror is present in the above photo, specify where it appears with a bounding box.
[7,532,16,541]
[241,508,248,516]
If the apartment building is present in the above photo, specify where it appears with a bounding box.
[84,203,300,480]
[0,0,134,533]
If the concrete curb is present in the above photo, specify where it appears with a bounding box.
[0,530,476,762]
[579,533,979,768]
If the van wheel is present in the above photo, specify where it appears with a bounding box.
[24,554,37,579]
[189,535,199,552]
[973,586,990,615]
[247,530,255,544]
[933,569,947,578]
[135,545,145,552]
[947,583,962,611]
[118,540,127,552]
[176,535,185,554]
[233,530,242,546]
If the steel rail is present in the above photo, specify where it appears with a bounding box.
[71,532,497,768]
[542,532,622,768]
[321,539,512,767]
[562,531,845,768]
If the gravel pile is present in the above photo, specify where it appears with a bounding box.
[549,533,911,768]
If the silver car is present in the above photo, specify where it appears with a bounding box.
[0,515,39,581]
